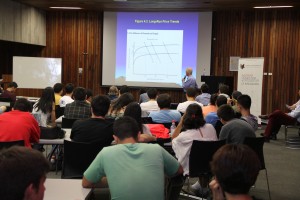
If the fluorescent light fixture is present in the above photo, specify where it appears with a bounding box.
[49,7,82,9]
[254,6,293,9]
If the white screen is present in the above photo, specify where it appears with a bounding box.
[13,56,62,89]
[102,12,212,88]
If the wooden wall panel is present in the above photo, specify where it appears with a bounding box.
[212,10,300,114]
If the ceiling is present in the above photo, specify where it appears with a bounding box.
[12,0,300,11]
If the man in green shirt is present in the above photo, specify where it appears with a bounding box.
[82,116,183,200]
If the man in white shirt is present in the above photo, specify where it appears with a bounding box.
[177,88,203,113]
[59,83,74,107]
[140,88,159,117]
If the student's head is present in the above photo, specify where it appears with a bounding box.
[219,84,229,95]
[108,86,119,96]
[35,87,55,113]
[237,94,252,110]
[217,104,235,123]
[119,85,130,95]
[73,87,86,101]
[113,116,139,141]
[91,95,110,117]
[210,93,219,106]
[8,82,18,92]
[157,93,171,109]
[124,102,142,132]
[183,104,205,129]
[13,98,33,112]
[186,67,193,76]
[200,83,209,94]
[139,88,147,95]
[186,88,197,98]
[85,89,93,103]
[232,91,242,101]
[211,144,260,195]
[216,95,228,107]
[0,146,50,200]
[147,88,158,99]
[111,93,135,113]
[53,83,63,94]
[64,83,74,94]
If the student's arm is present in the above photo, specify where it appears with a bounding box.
[50,103,56,125]
[172,113,185,140]
[82,176,108,188]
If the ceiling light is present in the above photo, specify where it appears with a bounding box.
[254,6,293,9]
[49,7,82,9]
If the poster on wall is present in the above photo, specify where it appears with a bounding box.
[237,57,264,123]
[229,56,240,71]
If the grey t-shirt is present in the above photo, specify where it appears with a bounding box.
[219,119,256,144]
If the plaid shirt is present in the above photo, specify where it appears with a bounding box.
[64,100,91,119]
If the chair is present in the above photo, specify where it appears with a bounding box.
[0,140,24,150]
[61,140,106,179]
[243,137,271,200]
[170,103,179,110]
[55,105,65,119]
[61,117,78,128]
[284,122,300,141]
[214,120,223,138]
[141,117,153,124]
[182,140,226,198]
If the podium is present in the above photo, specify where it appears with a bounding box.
[201,76,234,95]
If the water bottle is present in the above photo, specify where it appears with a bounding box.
[170,120,176,137]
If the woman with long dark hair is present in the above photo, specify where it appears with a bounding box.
[172,103,217,196]
[106,92,134,119]
[32,87,56,127]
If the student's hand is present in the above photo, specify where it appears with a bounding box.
[209,178,225,200]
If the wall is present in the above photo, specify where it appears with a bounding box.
[1,10,299,113]
[211,10,300,113]
[0,0,46,46]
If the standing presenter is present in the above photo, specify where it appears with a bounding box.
[182,67,198,92]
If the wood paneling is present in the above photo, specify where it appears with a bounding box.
[211,10,300,114]
[0,0,46,45]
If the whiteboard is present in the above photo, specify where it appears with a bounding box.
[13,56,62,89]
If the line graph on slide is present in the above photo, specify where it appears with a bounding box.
[126,29,183,83]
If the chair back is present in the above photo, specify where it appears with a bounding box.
[141,117,153,124]
[189,140,226,177]
[243,137,266,170]
[61,117,78,128]
[214,120,223,138]
[61,140,107,179]
[55,105,65,119]
[0,140,24,150]
[170,103,179,110]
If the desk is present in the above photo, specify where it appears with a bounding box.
[44,179,92,200]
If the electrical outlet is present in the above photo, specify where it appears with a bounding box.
[78,68,83,74]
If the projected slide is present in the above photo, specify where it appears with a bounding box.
[126,29,183,83]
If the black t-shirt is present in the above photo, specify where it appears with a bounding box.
[70,118,113,146]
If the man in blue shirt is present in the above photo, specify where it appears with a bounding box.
[182,67,198,92]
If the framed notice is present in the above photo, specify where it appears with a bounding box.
[229,56,240,71]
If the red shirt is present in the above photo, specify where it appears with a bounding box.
[0,110,40,147]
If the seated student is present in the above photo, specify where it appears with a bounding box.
[149,93,181,123]
[82,116,183,200]
[172,104,217,196]
[0,146,50,200]
[218,83,230,99]
[260,89,300,141]
[209,144,261,200]
[237,94,258,131]
[140,88,159,117]
[0,98,40,148]
[107,85,119,101]
[230,90,242,114]
[139,88,150,104]
[106,92,135,119]
[0,81,18,102]
[64,87,91,119]
[218,104,255,144]
[202,93,218,118]
[177,87,203,113]
[195,83,211,106]
[85,89,93,104]
[205,95,228,127]
[124,102,156,142]
[59,83,74,107]
[53,83,63,106]
[71,95,114,145]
